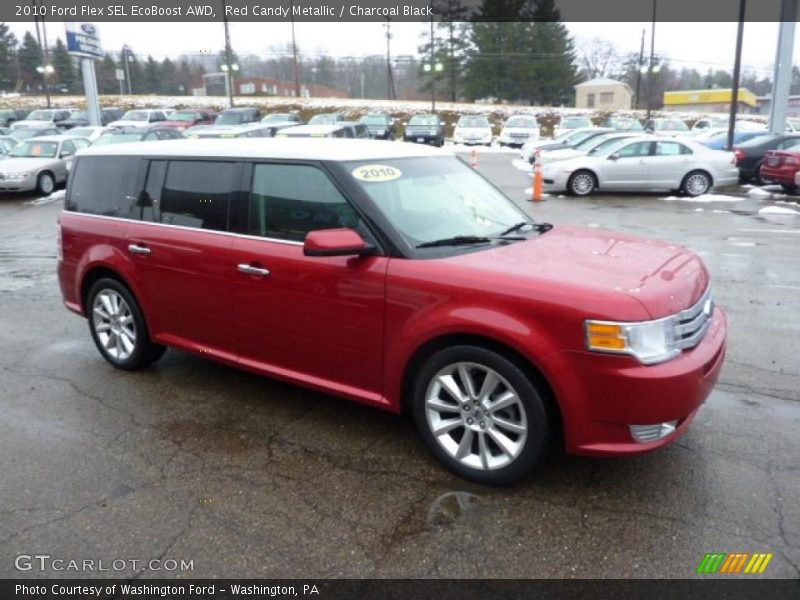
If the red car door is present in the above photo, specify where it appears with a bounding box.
[231,162,387,404]
[126,159,241,359]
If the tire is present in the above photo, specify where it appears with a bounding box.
[781,183,797,194]
[567,170,596,196]
[86,278,165,370]
[681,170,711,197]
[412,345,553,485]
[36,171,55,195]
[753,162,765,186]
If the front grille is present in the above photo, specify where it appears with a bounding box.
[673,287,713,351]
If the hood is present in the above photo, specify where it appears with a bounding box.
[108,120,148,128]
[540,148,583,163]
[455,127,491,134]
[437,225,709,320]
[0,157,58,171]
[11,120,52,130]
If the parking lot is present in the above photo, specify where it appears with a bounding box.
[1,149,799,579]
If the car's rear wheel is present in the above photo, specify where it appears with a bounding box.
[753,162,765,185]
[87,278,165,370]
[412,345,552,485]
[36,171,54,195]
[567,170,596,196]
[681,170,711,197]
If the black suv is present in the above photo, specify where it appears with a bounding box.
[403,114,446,147]
[214,107,262,126]
[0,109,30,127]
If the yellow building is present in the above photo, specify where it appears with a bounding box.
[575,78,633,110]
[663,88,758,113]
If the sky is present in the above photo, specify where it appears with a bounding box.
[6,21,797,79]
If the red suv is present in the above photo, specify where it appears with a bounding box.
[760,149,800,192]
[57,138,727,484]
[161,109,216,130]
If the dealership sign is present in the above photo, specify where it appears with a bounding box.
[65,22,102,59]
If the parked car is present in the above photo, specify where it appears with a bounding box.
[498,115,539,147]
[537,132,640,165]
[107,109,169,129]
[161,109,216,130]
[403,114,446,146]
[10,127,62,142]
[644,118,691,137]
[59,107,124,129]
[553,116,594,137]
[523,128,615,164]
[213,107,262,126]
[185,123,276,139]
[359,113,397,140]
[601,117,644,131]
[308,112,346,125]
[0,136,18,155]
[93,127,186,146]
[261,112,304,126]
[702,129,769,151]
[760,148,800,192]
[0,109,31,127]
[0,135,84,194]
[64,126,106,143]
[10,109,72,130]
[734,133,800,184]
[542,136,738,197]
[57,137,727,484]
[276,124,352,138]
[0,127,11,136]
[453,115,494,146]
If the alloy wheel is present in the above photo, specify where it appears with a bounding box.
[92,289,137,361]
[571,172,594,195]
[685,173,710,196]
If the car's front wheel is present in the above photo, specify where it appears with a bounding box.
[567,170,596,196]
[87,278,165,370]
[412,345,553,485]
[681,170,711,197]
[36,171,55,195]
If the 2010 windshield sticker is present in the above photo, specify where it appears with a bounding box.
[352,164,402,183]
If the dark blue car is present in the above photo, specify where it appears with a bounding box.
[703,130,769,150]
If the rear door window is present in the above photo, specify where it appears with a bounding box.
[66,156,141,217]
[157,160,238,231]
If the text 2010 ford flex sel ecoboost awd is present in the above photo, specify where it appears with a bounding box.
[57,138,727,484]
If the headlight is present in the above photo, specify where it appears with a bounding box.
[585,318,679,365]
[2,171,31,179]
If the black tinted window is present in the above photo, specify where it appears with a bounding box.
[66,156,140,217]
[248,164,359,242]
[159,161,236,231]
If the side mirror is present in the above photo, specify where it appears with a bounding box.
[608,153,620,161]
[304,228,374,257]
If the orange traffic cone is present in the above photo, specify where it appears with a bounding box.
[532,150,544,202]
[470,148,478,168]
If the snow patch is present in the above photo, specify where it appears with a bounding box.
[512,159,534,173]
[26,190,65,205]
[758,205,800,215]
[661,194,744,203]
[523,187,550,199]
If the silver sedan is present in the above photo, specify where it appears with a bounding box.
[0,136,89,195]
[542,136,739,197]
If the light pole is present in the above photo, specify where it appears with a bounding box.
[645,0,658,122]
[31,0,51,107]
[290,0,301,98]
[727,0,746,150]
[36,64,54,105]
[423,62,443,114]
[220,63,239,103]
[122,45,133,94]
[222,0,236,107]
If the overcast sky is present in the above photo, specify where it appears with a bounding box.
[6,21,797,78]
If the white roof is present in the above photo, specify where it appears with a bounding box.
[278,124,347,135]
[77,137,455,161]
[575,77,631,90]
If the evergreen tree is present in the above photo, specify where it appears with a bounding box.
[17,31,42,91]
[142,55,161,93]
[160,57,178,94]
[0,23,18,93]
[525,0,578,106]
[418,0,470,101]
[51,38,79,93]
[97,53,120,94]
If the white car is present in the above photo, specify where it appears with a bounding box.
[11,108,73,130]
[520,127,609,163]
[538,132,642,166]
[453,115,493,146]
[64,126,106,142]
[552,116,594,138]
[107,109,168,129]
[644,118,691,137]
[542,136,738,197]
[498,115,539,147]
[692,117,763,135]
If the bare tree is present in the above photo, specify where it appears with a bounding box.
[576,36,620,80]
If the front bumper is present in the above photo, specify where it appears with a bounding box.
[404,133,440,145]
[0,175,37,192]
[761,164,798,186]
[542,306,727,456]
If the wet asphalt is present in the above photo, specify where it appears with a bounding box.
[0,151,798,580]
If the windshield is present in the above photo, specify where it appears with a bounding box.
[575,133,616,151]
[655,120,689,131]
[170,111,199,122]
[561,118,592,129]
[566,130,601,146]
[609,118,643,130]
[215,112,246,125]
[346,157,529,250]
[121,110,149,121]
[69,128,95,137]
[26,110,54,121]
[10,129,42,141]
[68,110,87,120]
[93,133,143,145]
[589,137,635,156]
[458,116,490,128]
[309,114,340,124]
[505,116,537,128]
[8,140,58,158]
[262,113,294,123]
[738,134,778,148]
[408,115,438,126]
[360,115,389,125]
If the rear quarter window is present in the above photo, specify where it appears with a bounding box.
[66,156,141,218]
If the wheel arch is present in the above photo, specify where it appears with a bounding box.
[80,265,133,317]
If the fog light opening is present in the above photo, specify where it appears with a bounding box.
[629,421,678,443]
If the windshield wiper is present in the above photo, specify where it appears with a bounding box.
[499,221,554,236]
[416,235,493,249]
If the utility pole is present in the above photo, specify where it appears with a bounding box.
[430,11,436,113]
[222,0,235,107]
[726,0,746,150]
[645,0,657,121]
[291,0,301,98]
[32,0,51,108]
[768,0,797,135]
[384,19,395,100]
[122,45,132,94]
[634,28,645,110]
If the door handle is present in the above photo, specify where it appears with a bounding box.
[237,263,270,277]
[128,243,151,255]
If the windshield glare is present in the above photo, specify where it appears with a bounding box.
[8,141,58,158]
[655,120,689,131]
[171,111,198,122]
[361,115,389,125]
[561,118,591,128]
[408,115,438,126]
[738,134,778,147]
[458,116,490,128]
[262,114,294,123]
[26,110,54,121]
[575,134,614,151]
[122,110,148,121]
[94,133,142,145]
[347,157,528,250]
[506,117,537,128]
[309,114,340,124]
[591,137,634,156]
